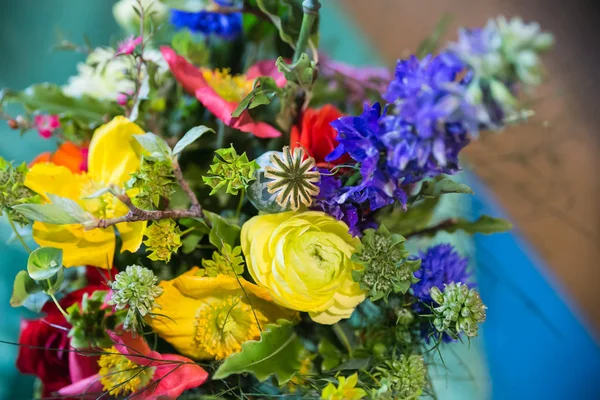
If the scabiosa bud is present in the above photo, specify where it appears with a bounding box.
[109,265,163,333]
[352,225,420,302]
[430,282,487,338]
[143,219,183,262]
[375,354,427,400]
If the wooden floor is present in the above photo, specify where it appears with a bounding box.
[339,0,600,332]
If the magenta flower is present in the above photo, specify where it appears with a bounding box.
[58,331,208,399]
[161,46,285,138]
[116,35,143,56]
[33,114,60,139]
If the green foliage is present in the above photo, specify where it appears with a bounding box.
[318,338,342,371]
[66,290,116,348]
[134,132,173,160]
[232,77,281,118]
[14,193,92,225]
[253,0,319,48]
[202,146,259,196]
[0,158,40,225]
[179,217,211,254]
[173,125,214,156]
[352,225,420,302]
[445,215,513,235]
[416,13,453,58]
[109,265,164,333]
[377,197,440,237]
[11,247,65,309]
[127,155,176,210]
[205,211,241,248]
[417,178,474,198]
[143,219,183,262]
[276,53,316,89]
[0,83,120,125]
[171,29,211,66]
[213,319,303,384]
[198,243,245,277]
[430,282,487,338]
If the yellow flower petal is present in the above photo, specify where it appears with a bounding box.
[32,221,115,268]
[25,163,85,202]
[116,221,147,254]
[87,116,144,186]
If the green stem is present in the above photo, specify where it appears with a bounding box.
[6,213,31,253]
[49,293,69,318]
[180,227,195,236]
[235,189,245,220]
[292,0,321,62]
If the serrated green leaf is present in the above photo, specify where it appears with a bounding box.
[10,270,43,307]
[13,194,92,225]
[419,178,474,198]
[173,126,214,155]
[135,133,173,160]
[205,211,240,248]
[213,319,302,384]
[27,247,63,281]
[0,83,120,124]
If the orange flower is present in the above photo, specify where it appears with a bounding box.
[31,142,88,173]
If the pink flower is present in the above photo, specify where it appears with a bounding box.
[117,35,143,56]
[116,90,133,106]
[58,331,208,399]
[34,114,60,139]
[161,46,285,139]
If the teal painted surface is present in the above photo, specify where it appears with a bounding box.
[0,2,118,399]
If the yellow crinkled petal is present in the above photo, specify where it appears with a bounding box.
[87,116,144,186]
[116,221,147,254]
[32,221,115,268]
[24,163,85,202]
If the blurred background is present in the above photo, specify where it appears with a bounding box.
[0,0,598,399]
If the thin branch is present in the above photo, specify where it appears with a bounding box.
[172,158,202,216]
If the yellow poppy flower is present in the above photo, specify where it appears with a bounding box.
[241,211,366,324]
[147,267,296,360]
[24,116,147,268]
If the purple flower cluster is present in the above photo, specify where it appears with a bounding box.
[412,243,473,304]
[170,9,242,39]
[382,53,478,183]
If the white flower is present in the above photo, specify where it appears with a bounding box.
[62,47,170,101]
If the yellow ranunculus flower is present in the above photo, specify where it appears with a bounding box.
[24,116,146,268]
[241,211,366,324]
[147,268,296,360]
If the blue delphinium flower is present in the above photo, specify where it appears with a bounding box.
[325,103,408,212]
[412,243,472,304]
[411,243,473,343]
[170,9,242,39]
[382,52,478,182]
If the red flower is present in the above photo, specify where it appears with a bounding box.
[31,141,89,174]
[16,284,106,398]
[290,105,348,166]
[161,46,284,139]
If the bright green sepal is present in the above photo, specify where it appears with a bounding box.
[352,225,420,302]
[203,146,259,196]
[66,290,116,349]
[213,319,303,384]
[127,155,176,210]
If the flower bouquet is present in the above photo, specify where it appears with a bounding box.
[0,0,553,398]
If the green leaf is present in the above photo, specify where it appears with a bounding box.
[213,319,302,384]
[331,357,371,372]
[173,126,214,155]
[446,215,513,235]
[0,84,120,124]
[376,197,440,239]
[419,178,474,198]
[318,338,342,371]
[27,247,63,281]
[416,13,453,58]
[10,271,43,307]
[254,0,319,48]
[205,211,241,248]
[135,133,173,160]
[22,292,51,313]
[13,194,92,225]
[232,77,280,118]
